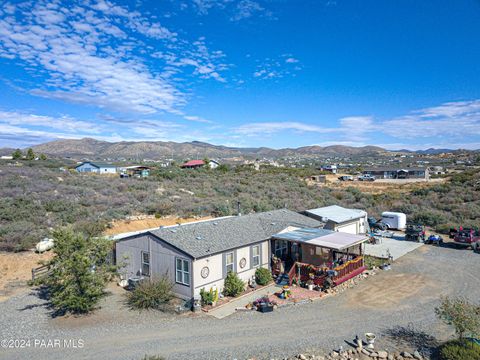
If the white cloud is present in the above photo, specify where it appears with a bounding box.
[0,0,228,115]
[235,121,335,136]
[253,54,302,80]
[183,115,213,124]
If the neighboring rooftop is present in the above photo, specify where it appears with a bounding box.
[363,167,427,172]
[146,209,323,258]
[272,227,367,250]
[181,160,205,167]
[305,205,366,224]
[76,161,116,168]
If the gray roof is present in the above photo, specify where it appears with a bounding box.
[305,205,366,224]
[147,209,323,259]
[76,161,116,168]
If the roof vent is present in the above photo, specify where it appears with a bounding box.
[170,229,177,233]
[271,222,276,225]
[196,236,202,240]
[213,222,218,226]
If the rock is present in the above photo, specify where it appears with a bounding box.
[298,355,307,360]
[377,351,388,359]
[369,351,378,358]
[413,351,422,360]
[330,351,339,358]
[387,355,394,360]
[361,349,370,356]
[401,352,413,358]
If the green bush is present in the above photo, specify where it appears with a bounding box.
[255,267,273,286]
[223,271,245,297]
[200,287,218,305]
[439,339,480,360]
[127,276,173,310]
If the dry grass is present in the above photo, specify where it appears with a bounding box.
[104,216,213,235]
[0,250,53,301]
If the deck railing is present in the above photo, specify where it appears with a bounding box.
[287,256,364,287]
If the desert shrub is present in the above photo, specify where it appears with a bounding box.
[223,271,245,297]
[364,255,385,270]
[127,276,174,310]
[439,339,480,360]
[435,296,480,340]
[255,267,273,285]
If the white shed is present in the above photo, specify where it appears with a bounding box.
[304,205,368,235]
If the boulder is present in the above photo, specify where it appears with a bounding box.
[401,352,413,358]
[377,351,388,359]
[413,351,422,360]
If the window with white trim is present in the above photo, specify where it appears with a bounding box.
[225,252,234,273]
[141,251,150,276]
[176,258,190,286]
[274,240,287,257]
[252,245,260,267]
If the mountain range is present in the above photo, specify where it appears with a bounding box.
[0,138,462,161]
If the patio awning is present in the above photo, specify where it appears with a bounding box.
[272,227,367,251]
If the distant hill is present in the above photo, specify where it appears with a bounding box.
[24,138,388,161]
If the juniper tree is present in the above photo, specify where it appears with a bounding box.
[41,228,115,314]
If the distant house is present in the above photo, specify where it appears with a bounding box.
[120,165,151,178]
[303,205,368,235]
[363,167,430,180]
[208,160,220,169]
[181,160,205,169]
[75,161,117,174]
[320,165,337,174]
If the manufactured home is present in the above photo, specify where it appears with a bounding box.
[363,167,430,180]
[115,209,323,300]
[75,161,117,174]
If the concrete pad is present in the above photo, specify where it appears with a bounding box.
[206,283,279,319]
[364,235,423,260]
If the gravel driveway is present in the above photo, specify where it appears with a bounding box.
[1,244,479,360]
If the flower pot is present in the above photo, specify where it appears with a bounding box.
[307,284,314,291]
[258,303,274,313]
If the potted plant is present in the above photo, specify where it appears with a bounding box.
[253,296,276,313]
[306,279,314,291]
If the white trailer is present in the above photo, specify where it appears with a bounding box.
[381,212,407,230]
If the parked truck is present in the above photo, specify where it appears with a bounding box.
[453,228,480,252]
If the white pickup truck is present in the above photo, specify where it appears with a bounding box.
[358,174,376,181]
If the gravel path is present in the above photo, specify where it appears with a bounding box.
[1,245,479,360]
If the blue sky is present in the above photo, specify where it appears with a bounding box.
[0,0,479,150]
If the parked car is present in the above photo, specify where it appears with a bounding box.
[454,228,480,252]
[338,175,354,181]
[405,224,426,242]
[358,174,375,181]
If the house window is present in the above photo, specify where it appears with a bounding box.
[275,240,288,257]
[141,251,150,276]
[225,252,234,273]
[252,245,260,267]
[176,258,190,286]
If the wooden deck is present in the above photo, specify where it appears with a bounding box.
[286,256,365,288]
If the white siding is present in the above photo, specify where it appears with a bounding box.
[191,240,270,298]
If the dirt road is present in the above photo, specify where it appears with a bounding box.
[1,244,478,360]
